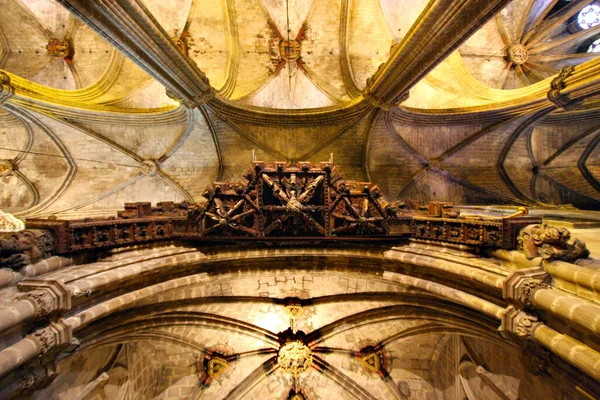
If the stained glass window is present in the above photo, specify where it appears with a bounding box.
[578,4,600,29]
[588,38,600,52]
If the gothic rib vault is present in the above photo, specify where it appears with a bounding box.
[1,0,600,399]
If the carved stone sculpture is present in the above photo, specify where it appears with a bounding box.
[547,66,576,109]
[46,38,72,59]
[0,230,55,269]
[517,223,589,262]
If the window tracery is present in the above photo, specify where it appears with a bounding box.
[587,37,600,53]
[578,4,600,30]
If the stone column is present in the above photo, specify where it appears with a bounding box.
[0,320,72,379]
[500,307,600,381]
[543,260,600,293]
[362,0,512,110]
[503,268,600,336]
[20,256,73,277]
[532,324,600,381]
[547,59,600,110]
[0,280,71,334]
[55,0,214,108]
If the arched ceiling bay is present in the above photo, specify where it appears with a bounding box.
[459,0,600,90]
[131,0,423,109]
[0,0,116,91]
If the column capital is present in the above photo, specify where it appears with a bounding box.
[17,280,71,321]
[26,319,73,356]
[503,268,549,308]
[547,66,578,110]
[499,306,542,339]
[0,71,15,105]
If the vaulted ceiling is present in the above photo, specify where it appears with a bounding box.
[1,0,600,221]
[2,2,600,399]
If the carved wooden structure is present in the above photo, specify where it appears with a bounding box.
[22,161,540,256]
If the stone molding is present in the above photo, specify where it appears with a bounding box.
[17,280,72,320]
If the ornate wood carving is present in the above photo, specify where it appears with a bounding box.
[25,160,545,255]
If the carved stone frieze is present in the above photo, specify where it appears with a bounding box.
[25,161,543,253]
[0,71,15,105]
[517,223,589,262]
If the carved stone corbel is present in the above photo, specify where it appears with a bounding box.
[499,306,542,339]
[0,71,15,105]
[503,268,550,308]
[17,280,72,321]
